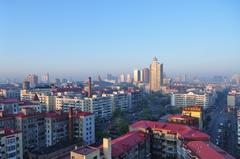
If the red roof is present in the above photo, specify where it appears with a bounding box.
[109,131,148,157]
[0,98,19,104]
[19,100,38,106]
[0,128,20,136]
[76,111,93,117]
[15,112,44,118]
[130,120,209,141]
[185,141,235,159]
[44,112,67,119]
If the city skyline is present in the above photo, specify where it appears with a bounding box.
[1,0,240,79]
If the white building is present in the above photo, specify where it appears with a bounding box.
[83,94,112,121]
[171,92,213,109]
[110,91,131,112]
[0,128,23,159]
[227,90,240,107]
[73,112,95,145]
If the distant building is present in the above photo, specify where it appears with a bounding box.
[119,74,125,83]
[0,88,20,100]
[134,69,141,83]
[42,72,50,84]
[142,68,150,83]
[54,78,61,86]
[227,90,240,107]
[22,80,30,90]
[171,92,214,109]
[150,57,163,92]
[26,74,38,88]
[126,74,132,83]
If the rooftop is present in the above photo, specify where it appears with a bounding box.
[73,146,98,155]
[45,112,67,119]
[104,131,148,157]
[185,141,235,159]
[130,120,209,141]
[0,98,19,104]
[0,128,19,137]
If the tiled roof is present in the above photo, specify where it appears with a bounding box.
[0,128,20,136]
[110,131,147,157]
[44,112,67,119]
[185,141,235,159]
[0,98,19,104]
[15,112,44,118]
[130,120,209,141]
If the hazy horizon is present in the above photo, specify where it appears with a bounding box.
[1,0,239,80]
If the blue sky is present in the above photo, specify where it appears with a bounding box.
[0,0,239,80]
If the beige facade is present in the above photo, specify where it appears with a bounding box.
[150,57,163,92]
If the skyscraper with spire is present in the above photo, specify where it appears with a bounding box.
[150,57,163,92]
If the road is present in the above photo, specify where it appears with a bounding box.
[206,92,238,157]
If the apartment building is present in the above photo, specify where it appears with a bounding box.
[0,99,20,114]
[72,131,150,159]
[171,92,213,109]
[15,108,45,156]
[0,111,15,129]
[0,88,20,100]
[0,128,23,159]
[227,90,240,107]
[83,94,112,121]
[110,91,131,112]
[45,112,68,147]
[73,111,95,145]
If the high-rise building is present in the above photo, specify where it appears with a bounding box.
[119,74,125,83]
[150,57,163,92]
[54,78,61,86]
[133,69,141,83]
[26,74,38,88]
[106,74,112,80]
[142,68,150,83]
[22,80,30,90]
[126,74,132,83]
[42,73,50,84]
